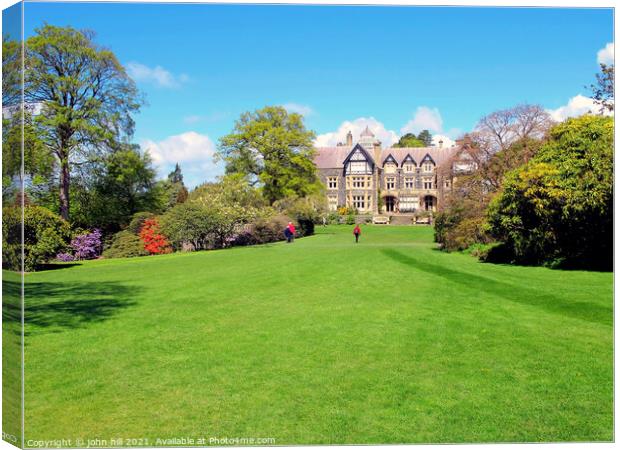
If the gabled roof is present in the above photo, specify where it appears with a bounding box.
[401,154,417,166]
[420,153,436,164]
[342,143,375,175]
[314,143,459,169]
[379,147,456,168]
[343,143,375,165]
[382,153,398,166]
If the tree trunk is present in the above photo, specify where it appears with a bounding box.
[59,154,70,221]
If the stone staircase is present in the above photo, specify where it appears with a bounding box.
[389,214,416,225]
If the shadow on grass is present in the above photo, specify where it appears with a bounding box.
[35,263,82,271]
[2,278,138,336]
[382,249,612,327]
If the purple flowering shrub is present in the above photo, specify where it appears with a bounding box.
[70,229,103,260]
[56,252,75,262]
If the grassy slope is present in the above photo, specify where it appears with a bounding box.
[20,225,612,444]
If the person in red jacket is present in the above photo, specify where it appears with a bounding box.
[353,224,361,243]
[287,222,296,243]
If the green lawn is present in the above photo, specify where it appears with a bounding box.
[12,225,614,444]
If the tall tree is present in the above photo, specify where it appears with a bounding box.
[25,25,141,220]
[217,106,320,204]
[471,104,551,159]
[417,129,432,146]
[168,163,184,184]
[163,163,189,208]
[589,63,614,113]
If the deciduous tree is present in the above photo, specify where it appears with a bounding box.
[217,106,320,204]
[25,25,141,220]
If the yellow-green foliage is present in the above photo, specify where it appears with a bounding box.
[488,115,613,269]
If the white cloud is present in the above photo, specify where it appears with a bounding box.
[281,103,314,117]
[126,62,189,88]
[597,42,614,65]
[432,134,456,148]
[400,106,444,135]
[141,131,222,187]
[546,94,604,121]
[315,117,399,147]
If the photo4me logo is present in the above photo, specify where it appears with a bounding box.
[154,436,276,446]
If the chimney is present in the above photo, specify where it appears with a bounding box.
[373,141,382,164]
[346,130,353,146]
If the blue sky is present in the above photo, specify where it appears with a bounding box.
[20,2,614,187]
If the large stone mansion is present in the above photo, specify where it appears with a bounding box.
[314,127,472,215]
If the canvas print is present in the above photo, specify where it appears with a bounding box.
[1,1,614,447]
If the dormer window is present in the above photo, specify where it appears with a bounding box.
[383,154,398,174]
[421,154,436,172]
[344,146,374,175]
[402,155,417,173]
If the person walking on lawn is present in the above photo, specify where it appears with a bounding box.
[287,222,296,243]
[353,224,361,243]
[284,226,292,243]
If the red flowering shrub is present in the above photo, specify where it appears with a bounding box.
[139,218,172,255]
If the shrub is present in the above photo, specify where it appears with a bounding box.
[70,229,102,260]
[139,218,172,255]
[338,206,357,216]
[476,242,515,264]
[159,202,213,251]
[232,215,294,246]
[160,197,255,251]
[346,214,356,225]
[443,217,492,252]
[327,212,340,224]
[56,252,75,262]
[2,205,71,271]
[103,230,150,259]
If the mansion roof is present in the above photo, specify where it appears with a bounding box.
[314,145,458,169]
